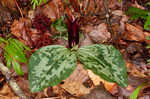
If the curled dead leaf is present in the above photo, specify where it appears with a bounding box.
[87,70,118,95]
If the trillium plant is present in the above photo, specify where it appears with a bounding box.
[28,17,128,92]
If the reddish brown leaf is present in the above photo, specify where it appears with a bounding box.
[124,24,145,42]
[11,18,33,47]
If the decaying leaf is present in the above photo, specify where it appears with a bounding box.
[11,18,52,49]
[123,24,145,42]
[88,23,111,43]
[126,62,147,78]
[61,82,90,96]
[0,0,17,11]
[11,18,33,47]
[0,83,18,98]
[35,0,64,21]
[87,70,118,95]
[60,64,92,96]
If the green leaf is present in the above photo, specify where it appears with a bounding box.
[146,36,150,40]
[52,16,67,33]
[0,37,6,44]
[147,59,150,65]
[4,52,12,69]
[28,45,77,92]
[52,16,68,40]
[144,15,150,31]
[31,0,47,9]
[78,44,128,87]
[146,45,150,49]
[146,2,150,6]
[12,60,24,75]
[12,39,31,51]
[126,7,149,20]
[130,83,150,99]
[5,39,27,63]
[118,0,121,3]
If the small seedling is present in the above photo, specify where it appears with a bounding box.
[0,37,30,75]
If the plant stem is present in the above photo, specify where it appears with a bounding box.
[0,61,28,99]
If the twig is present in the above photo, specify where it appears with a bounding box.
[103,0,115,44]
[84,0,90,12]
[14,0,24,18]
[0,61,28,99]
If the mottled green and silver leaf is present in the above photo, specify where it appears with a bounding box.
[28,45,77,92]
[78,44,128,87]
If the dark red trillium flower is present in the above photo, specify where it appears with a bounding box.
[66,18,79,48]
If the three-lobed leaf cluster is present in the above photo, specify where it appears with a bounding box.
[0,38,30,75]
[29,44,128,92]
[127,7,150,31]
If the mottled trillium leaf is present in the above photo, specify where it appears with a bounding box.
[28,45,77,92]
[78,44,128,87]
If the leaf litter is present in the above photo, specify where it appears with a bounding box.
[0,0,150,99]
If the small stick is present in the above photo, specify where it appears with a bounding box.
[103,0,115,45]
[0,61,28,99]
[14,0,24,18]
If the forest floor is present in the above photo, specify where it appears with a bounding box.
[0,0,150,99]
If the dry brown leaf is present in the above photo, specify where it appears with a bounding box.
[132,0,145,10]
[124,24,145,42]
[0,83,17,98]
[60,64,92,96]
[11,18,52,49]
[61,82,90,96]
[88,23,111,43]
[65,64,89,83]
[87,70,103,86]
[126,62,147,78]
[0,6,12,25]
[35,0,64,21]
[87,70,118,95]
[81,34,93,46]
[144,32,150,44]
[0,0,16,11]
[11,18,33,47]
